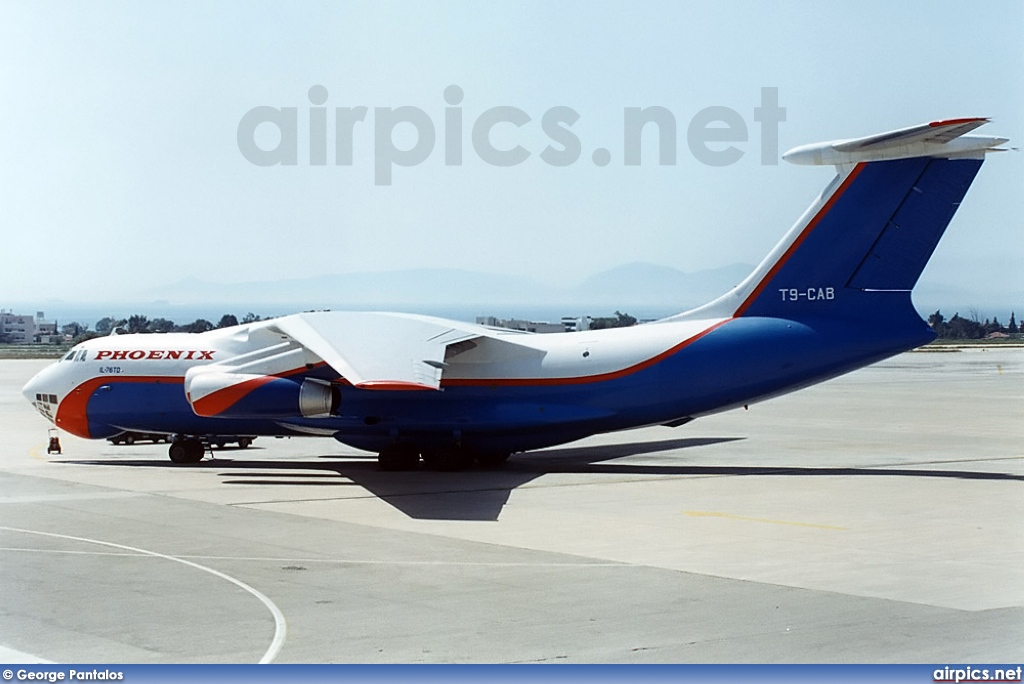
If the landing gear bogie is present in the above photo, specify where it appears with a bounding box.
[376,443,512,472]
[474,451,511,468]
[421,447,476,472]
[377,444,420,471]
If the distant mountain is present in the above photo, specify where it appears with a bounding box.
[149,269,552,308]
[572,262,754,310]
[22,261,1019,329]
[142,262,756,314]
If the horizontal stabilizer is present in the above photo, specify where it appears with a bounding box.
[782,118,1007,167]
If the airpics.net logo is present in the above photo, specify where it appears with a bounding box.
[236,85,787,185]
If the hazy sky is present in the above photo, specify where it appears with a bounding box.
[1,1,1022,313]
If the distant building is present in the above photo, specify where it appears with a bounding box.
[0,310,59,344]
[35,320,60,344]
[561,316,592,332]
[1,311,35,343]
[477,315,591,333]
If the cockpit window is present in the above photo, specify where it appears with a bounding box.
[62,351,76,361]
[76,350,87,361]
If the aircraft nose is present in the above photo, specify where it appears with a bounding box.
[22,363,60,425]
[22,368,45,404]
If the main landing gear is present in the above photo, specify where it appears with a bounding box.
[168,437,205,465]
[376,445,510,472]
[377,444,420,471]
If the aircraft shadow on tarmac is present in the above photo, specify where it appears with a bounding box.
[56,436,1023,521]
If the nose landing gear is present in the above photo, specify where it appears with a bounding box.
[46,429,61,455]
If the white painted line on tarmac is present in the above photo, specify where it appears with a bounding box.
[180,555,630,567]
[0,526,287,664]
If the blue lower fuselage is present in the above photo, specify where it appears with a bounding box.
[78,311,934,454]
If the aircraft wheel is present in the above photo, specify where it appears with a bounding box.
[168,442,189,464]
[422,447,474,472]
[239,438,252,448]
[124,434,135,445]
[169,439,204,465]
[475,452,510,468]
[183,439,205,463]
[378,445,419,471]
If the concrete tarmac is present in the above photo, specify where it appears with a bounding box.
[1,349,1021,663]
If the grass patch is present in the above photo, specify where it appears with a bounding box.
[926,338,1024,348]
[0,345,69,360]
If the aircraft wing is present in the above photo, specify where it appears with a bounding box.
[267,311,529,390]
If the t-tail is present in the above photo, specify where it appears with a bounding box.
[675,117,1007,353]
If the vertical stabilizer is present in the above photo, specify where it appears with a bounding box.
[669,119,1004,323]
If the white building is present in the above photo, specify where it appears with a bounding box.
[561,316,592,332]
[477,315,591,333]
[0,311,59,344]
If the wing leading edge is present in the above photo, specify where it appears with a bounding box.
[268,311,528,390]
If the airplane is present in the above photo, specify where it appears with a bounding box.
[23,118,1008,471]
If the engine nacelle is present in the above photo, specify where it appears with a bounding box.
[186,372,337,419]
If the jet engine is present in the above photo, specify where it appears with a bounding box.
[186,372,337,419]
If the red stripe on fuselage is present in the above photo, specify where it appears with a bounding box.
[58,322,735,431]
[441,319,731,387]
[733,162,866,318]
[55,376,183,439]
[57,363,333,437]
